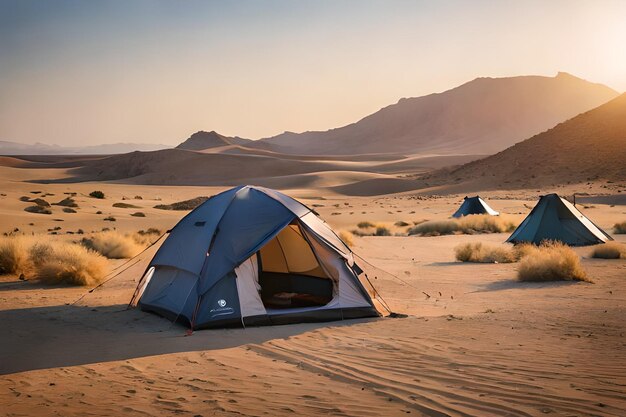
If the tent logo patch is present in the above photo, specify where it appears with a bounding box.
[217,299,227,307]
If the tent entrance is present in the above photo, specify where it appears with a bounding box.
[256,221,334,310]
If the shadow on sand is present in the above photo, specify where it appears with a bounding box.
[471,279,584,293]
[0,303,377,375]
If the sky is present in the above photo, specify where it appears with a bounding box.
[1,0,625,147]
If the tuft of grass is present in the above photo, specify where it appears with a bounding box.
[357,221,375,229]
[81,231,144,259]
[154,196,209,211]
[89,191,105,199]
[24,205,52,215]
[103,216,116,222]
[112,202,140,209]
[517,241,589,282]
[338,230,354,247]
[394,221,410,227]
[53,197,78,207]
[614,221,626,234]
[34,242,108,286]
[408,215,516,236]
[454,242,517,263]
[31,198,50,207]
[0,236,33,275]
[0,236,109,286]
[590,241,626,259]
[131,212,146,217]
[375,226,391,236]
[63,208,77,213]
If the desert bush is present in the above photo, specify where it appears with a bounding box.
[408,215,516,236]
[31,198,50,207]
[614,221,626,234]
[81,231,144,259]
[394,221,410,227]
[113,202,140,209]
[0,236,34,275]
[357,221,375,229]
[590,241,626,259]
[35,243,108,286]
[53,197,78,207]
[154,196,209,211]
[24,205,52,215]
[338,230,354,247]
[103,216,116,222]
[0,236,108,286]
[63,208,77,213]
[131,212,146,217]
[454,242,517,263]
[19,196,31,202]
[375,226,391,236]
[517,241,589,282]
[89,191,105,199]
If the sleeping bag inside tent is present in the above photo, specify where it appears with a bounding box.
[130,185,380,329]
[506,193,613,246]
[452,196,499,218]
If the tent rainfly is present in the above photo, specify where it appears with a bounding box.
[130,185,380,329]
[452,196,499,218]
[506,193,613,246]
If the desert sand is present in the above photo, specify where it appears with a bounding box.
[1,157,625,417]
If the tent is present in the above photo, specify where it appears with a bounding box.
[452,196,499,218]
[506,193,613,246]
[130,185,380,329]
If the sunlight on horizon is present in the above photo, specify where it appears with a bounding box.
[1,0,625,146]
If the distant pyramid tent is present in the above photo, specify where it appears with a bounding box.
[452,196,499,218]
[506,193,612,246]
[130,185,380,329]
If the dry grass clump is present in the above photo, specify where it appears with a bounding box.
[375,226,391,236]
[590,241,626,259]
[408,215,516,236]
[112,202,140,209]
[34,242,108,286]
[517,241,589,282]
[24,205,52,214]
[53,197,78,207]
[131,212,146,217]
[81,231,144,259]
[454,242,517,263]
[614,221,626,234]
[0,236,108,285]
[154,196,209,211]
[357,221,375,229]
[0,236,33,274]
[338,230,354,247]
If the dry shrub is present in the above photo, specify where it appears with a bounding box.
[154,196,209,211]
[394,221,410,227]
[0,236,108,286]
[408,215,516,236]
[614,221,626,234]
[517,241,589,282]
[24,205,52,215]
[35,242,108,286]
[338,230,354,247]
[0,236,34,275]
[81,231,144,259]
[357,221,375,229]
[591,241,626,259]
[375,226,391,236]
[454,242,517,263]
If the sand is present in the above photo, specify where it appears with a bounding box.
[1,160,626,416]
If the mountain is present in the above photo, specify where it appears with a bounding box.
[250,72,618,156]
[175,131,251,150]
[428,93,626,189]
[0,141,168,155]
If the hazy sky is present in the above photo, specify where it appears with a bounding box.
[1,0,625,146]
